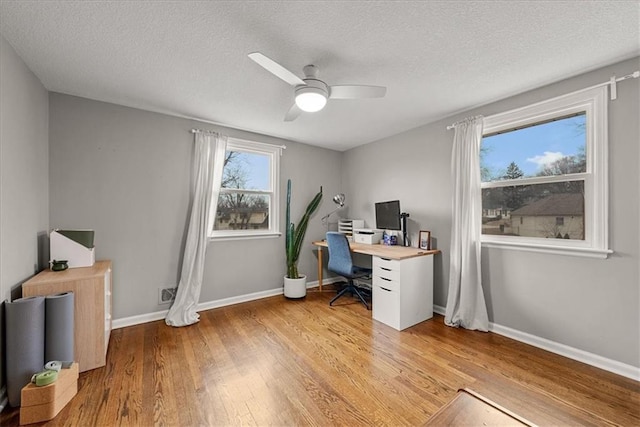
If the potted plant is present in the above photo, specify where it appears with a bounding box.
[284,179,323,298]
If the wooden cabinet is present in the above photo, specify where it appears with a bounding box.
[22,260,112,372]
[372,255,433,330]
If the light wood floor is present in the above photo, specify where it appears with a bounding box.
[2,290,639,426]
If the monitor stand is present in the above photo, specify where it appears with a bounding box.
[400,212,410,246]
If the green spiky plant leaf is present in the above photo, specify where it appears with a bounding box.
[285,179,323,279]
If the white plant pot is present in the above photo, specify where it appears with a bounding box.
[284,275,307,299]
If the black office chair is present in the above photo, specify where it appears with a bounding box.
[326,232,372,309]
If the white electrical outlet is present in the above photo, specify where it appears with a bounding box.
[158,287,177,305]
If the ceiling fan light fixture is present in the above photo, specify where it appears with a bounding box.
[248,53,386,121]
[295,85,328,112]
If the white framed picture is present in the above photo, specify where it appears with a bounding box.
[419,230,431,250]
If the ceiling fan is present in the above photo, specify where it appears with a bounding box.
[248,52,387,121]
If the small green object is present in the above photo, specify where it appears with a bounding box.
[51,260,68,271]
[33,370,58,386]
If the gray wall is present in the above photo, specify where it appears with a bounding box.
[0,35,49,396]
[343,57,640,368]
[49,93,342,319]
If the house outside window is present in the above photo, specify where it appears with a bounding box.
[210,138,281,239]
[480,86,610,258]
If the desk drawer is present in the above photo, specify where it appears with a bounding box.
[374,257,400,271]
[373,284,400,330]
[373,274,399,291]
[373,256,400,284]
[373,264,400,282]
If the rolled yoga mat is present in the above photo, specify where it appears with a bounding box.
[6,296,45,407]
[45,291,75,363]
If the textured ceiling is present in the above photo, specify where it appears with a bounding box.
[1,1,638,151]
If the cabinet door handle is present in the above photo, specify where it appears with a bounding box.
[381,267,391,271]
[380,277,391,282]
[380,287,392,292]
[380,257,392,261]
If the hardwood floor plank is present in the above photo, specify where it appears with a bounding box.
[104,325,145,425]
[257,302,375,425]
[265,299,419,423]
[197,312,249,425]
[186,311,234,426]
[2,291,638,426]
[147,320,181,426]
[223,306,316,425]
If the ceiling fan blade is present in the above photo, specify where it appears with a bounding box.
[329,85,387,99]
[248,52,306,86]
[284,104,302,122]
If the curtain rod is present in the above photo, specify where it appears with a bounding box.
[190,128,218,135]
[446,70,640,130]
[190,128,287,150]
[446,116,483,131]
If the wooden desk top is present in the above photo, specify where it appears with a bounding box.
[312,240,440,260]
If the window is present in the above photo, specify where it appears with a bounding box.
[210,138,281,239]
[480,86,610,258]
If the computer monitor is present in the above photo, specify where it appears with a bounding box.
[375,200,401,230]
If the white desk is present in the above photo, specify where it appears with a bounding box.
[312,241,440,330]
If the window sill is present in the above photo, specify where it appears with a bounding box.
[481,239,613,259]
[209,232,281,242]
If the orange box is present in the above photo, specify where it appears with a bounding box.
[20,363,79,425]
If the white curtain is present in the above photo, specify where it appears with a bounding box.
[165,131,227,327]
[444,116,489,331]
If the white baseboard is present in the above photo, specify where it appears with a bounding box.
[112,309,168,329]
[196,287,283,312]
[488,322,640,381]
[432,304,639,381]
[112,287,285,329]
[307,276,344,288]
[112,277,345,330]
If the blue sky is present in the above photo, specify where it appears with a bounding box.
[233,152,270,189]
[481,114,586,181]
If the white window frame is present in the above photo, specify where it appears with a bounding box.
[209,137,281,240]
[481,85,612,258]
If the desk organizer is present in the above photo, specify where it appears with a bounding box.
[50,229,95,268]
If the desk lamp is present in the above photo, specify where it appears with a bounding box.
[321,193,346,233]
